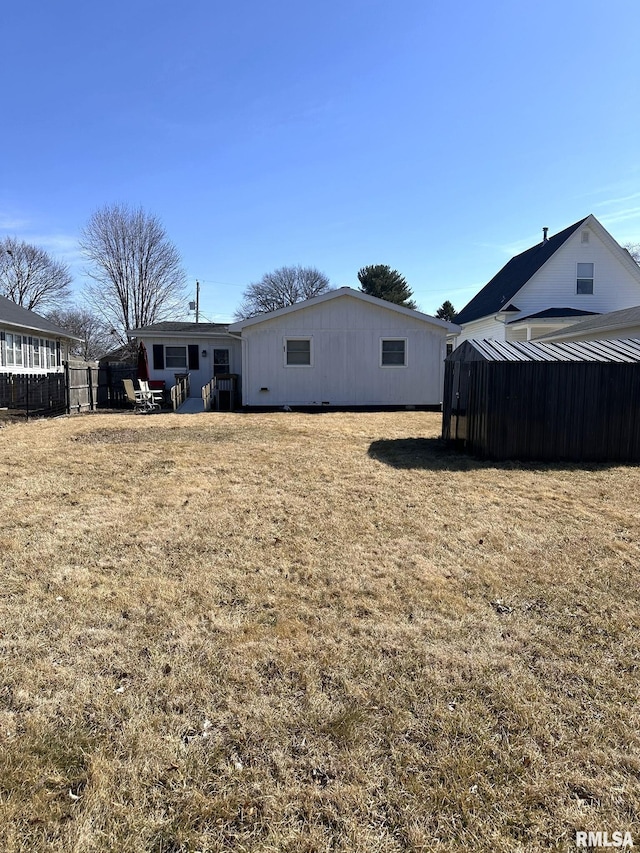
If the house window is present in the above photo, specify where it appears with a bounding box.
[380,338,407,367]
[165,346,187,368]
[577,262,594,294]
[213,348,230,376]
[285,338,312,366]
[5,334,23,366]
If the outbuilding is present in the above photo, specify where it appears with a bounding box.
[442,338,640,462]
[229,288,459,408]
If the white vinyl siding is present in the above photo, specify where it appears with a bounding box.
[455,315,507,346]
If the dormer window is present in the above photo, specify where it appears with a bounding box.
[577,262,594,294]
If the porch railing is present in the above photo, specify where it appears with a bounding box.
[201,373,239,412]
[202,377,215,411]
[170,373,190,411]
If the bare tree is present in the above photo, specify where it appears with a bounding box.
[80,204,186,343]
[235,265,332,319]
[624,243,640,264]
[0,236,72,312]
[46,306,113,360]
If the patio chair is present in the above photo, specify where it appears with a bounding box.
[123,378,158,413]
[138,379,163,409]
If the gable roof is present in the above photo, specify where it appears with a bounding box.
[229,287,459,332]
[538,305,640,342]
[455,217,589,326]
[0,295,82,340]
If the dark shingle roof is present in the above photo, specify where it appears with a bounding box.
[455,217,589,325]
[538,305,640,339]
[508,307,598,323]
[0,295,81,339]
[128,321,230,334]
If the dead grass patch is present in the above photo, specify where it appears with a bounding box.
[0,411,639,851]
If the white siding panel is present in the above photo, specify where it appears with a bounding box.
[455,316,506,346]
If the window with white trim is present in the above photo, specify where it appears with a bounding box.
[380,338,407,367]
[285,337,312,366]
[577,262,594,294]
[5,333,24,366]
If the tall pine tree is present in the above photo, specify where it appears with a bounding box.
[435,300,456,321]
[357,265,416,309]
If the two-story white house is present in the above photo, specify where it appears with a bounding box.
[454,215,640,346]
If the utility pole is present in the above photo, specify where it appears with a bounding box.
[195,280,200,324]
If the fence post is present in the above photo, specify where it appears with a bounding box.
[64,361,71,414]
[87,365,94,411]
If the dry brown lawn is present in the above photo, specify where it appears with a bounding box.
[0,410,639,852]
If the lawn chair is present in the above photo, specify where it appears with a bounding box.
[138,379,163,409]
[123,379,158,413]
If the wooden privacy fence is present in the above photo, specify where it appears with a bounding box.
[66,361,99,414]
[0,361,99,419]
[97,363,138,408]
[0,372,67,417]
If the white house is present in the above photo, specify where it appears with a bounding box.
[126,321,242,397]
[0,295,81,373]
[228,288,458,408]
[454,215,640,346]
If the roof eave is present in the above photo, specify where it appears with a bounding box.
[230,287,459,332]
[1,318,83,341]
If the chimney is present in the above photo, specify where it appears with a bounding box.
[542,227,549,244]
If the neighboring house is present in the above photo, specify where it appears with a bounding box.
[126,321,242,397]
[539,305,640,343]
[228,287,458,408]
[0,295,82,373]
[453,215,640,346]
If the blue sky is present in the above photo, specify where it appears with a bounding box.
[1,0,639,322]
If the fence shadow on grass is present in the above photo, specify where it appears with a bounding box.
[367,437,628,473]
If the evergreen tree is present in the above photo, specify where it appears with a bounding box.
[435,300,456,321]
[357,265,416,309]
